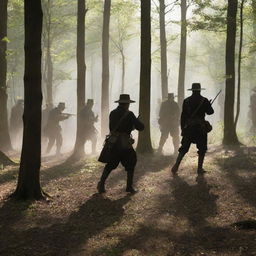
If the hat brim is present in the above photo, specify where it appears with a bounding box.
[187,88,205,91]
[115,100,135,103]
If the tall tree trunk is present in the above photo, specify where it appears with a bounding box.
[121,50,125,93]
[71,0,86,159]
[235,0,245,128]
[223,0,240,145]
[177,0,187,107]
[13,0,44,200]
[101,0,111,137]
[159,0,168,99]
[44,0,53,105]
[0,0,12,152]
[250,0,256,82]
[136,0,153,154]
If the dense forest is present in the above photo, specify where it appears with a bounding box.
[1,0,256,255]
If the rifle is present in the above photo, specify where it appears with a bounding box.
[210,90,222,105]
[62,113,76,117]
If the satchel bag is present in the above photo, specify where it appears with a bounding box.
[184,98,212,134]
[98,111,130,163]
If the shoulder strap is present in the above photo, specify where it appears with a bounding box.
[190,98,205,119]
[111,111,130,133]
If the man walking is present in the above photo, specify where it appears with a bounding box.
[171,83,214,174]
[158,93,180,155]
[97,94,144,193]
[80,99,98,154]
[44,102,70,156]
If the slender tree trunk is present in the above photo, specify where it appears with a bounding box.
[177,0,187,107]
[71,0,87,159]
[136,0,153,154]
[250,0,256,82]
[44,0,53,105]
[223,0,240,145]
[13,0,44,200]
[101,0,111,137]
[235,0,245,128]
[159,0,168,99]
[0,0,12,152]
[121,50,125,93]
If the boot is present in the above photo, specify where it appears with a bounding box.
[97,166,112,193]
[171,152,185,175]
[126,169,136,193]
[197,154,206,174]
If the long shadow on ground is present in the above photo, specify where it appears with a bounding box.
[215,147,256,208]
[0,194,131,256]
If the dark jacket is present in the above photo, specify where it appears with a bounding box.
[181,94,214,131]
[109,106,144,135]
[159,99,180,128]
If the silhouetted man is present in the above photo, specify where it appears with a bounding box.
[171,83,214,174]
[250,87,256,133]
[44,102,70,155]
[10,99,24,147]
[97,94,144,193]
[158,93,180,155]
[80,99,98,154]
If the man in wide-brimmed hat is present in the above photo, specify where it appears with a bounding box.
[97,94,144,193]
[44,102,71,156]
[80,99,98,154]
[171,83,214,175]
[158,93,180,155]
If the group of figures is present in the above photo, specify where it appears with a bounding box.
[97,83,214,193]
[42,100,98,156]
[9,98,98,156]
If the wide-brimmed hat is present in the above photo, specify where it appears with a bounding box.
[188,83,205,91]
[115,94,135,103]
[87,99,94,104]
[168,93,175,99]
[58,102,65,108]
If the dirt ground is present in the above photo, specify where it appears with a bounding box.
[1,145,256,256]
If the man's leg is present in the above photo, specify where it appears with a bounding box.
[171,136,190,174]
[56,132,63,155]
[171,128,180,155]
[158,129,168,154]
[196,133,207,174]
[91,135,97,154]
[97,160,119,193]
[46,135,55,154]
[121,149,137,193]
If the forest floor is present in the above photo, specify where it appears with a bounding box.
[1,145,256,256]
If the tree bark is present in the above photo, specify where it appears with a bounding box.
[0,0,12,152]
[235,0,245,128]
[223,0,240,145]
[136,0,153,154]
[121,50,125,93]
[101,0,111,137]
[159,0,168,99]
[71,0,87,159]
[177,0,187,107]
[44,0,53,105]
[12,0,44,200]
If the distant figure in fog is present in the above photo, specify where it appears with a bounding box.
[249,87,256,134]
[171,83,214,175]
[80,99,98,154]
[42,103,53,132]
[97,94,144,194]
[44,102,70,156]
[10,99,24,147]
[158,93,180,155]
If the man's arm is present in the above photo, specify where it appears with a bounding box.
[131,112,144,131]
[205,98,214,115]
